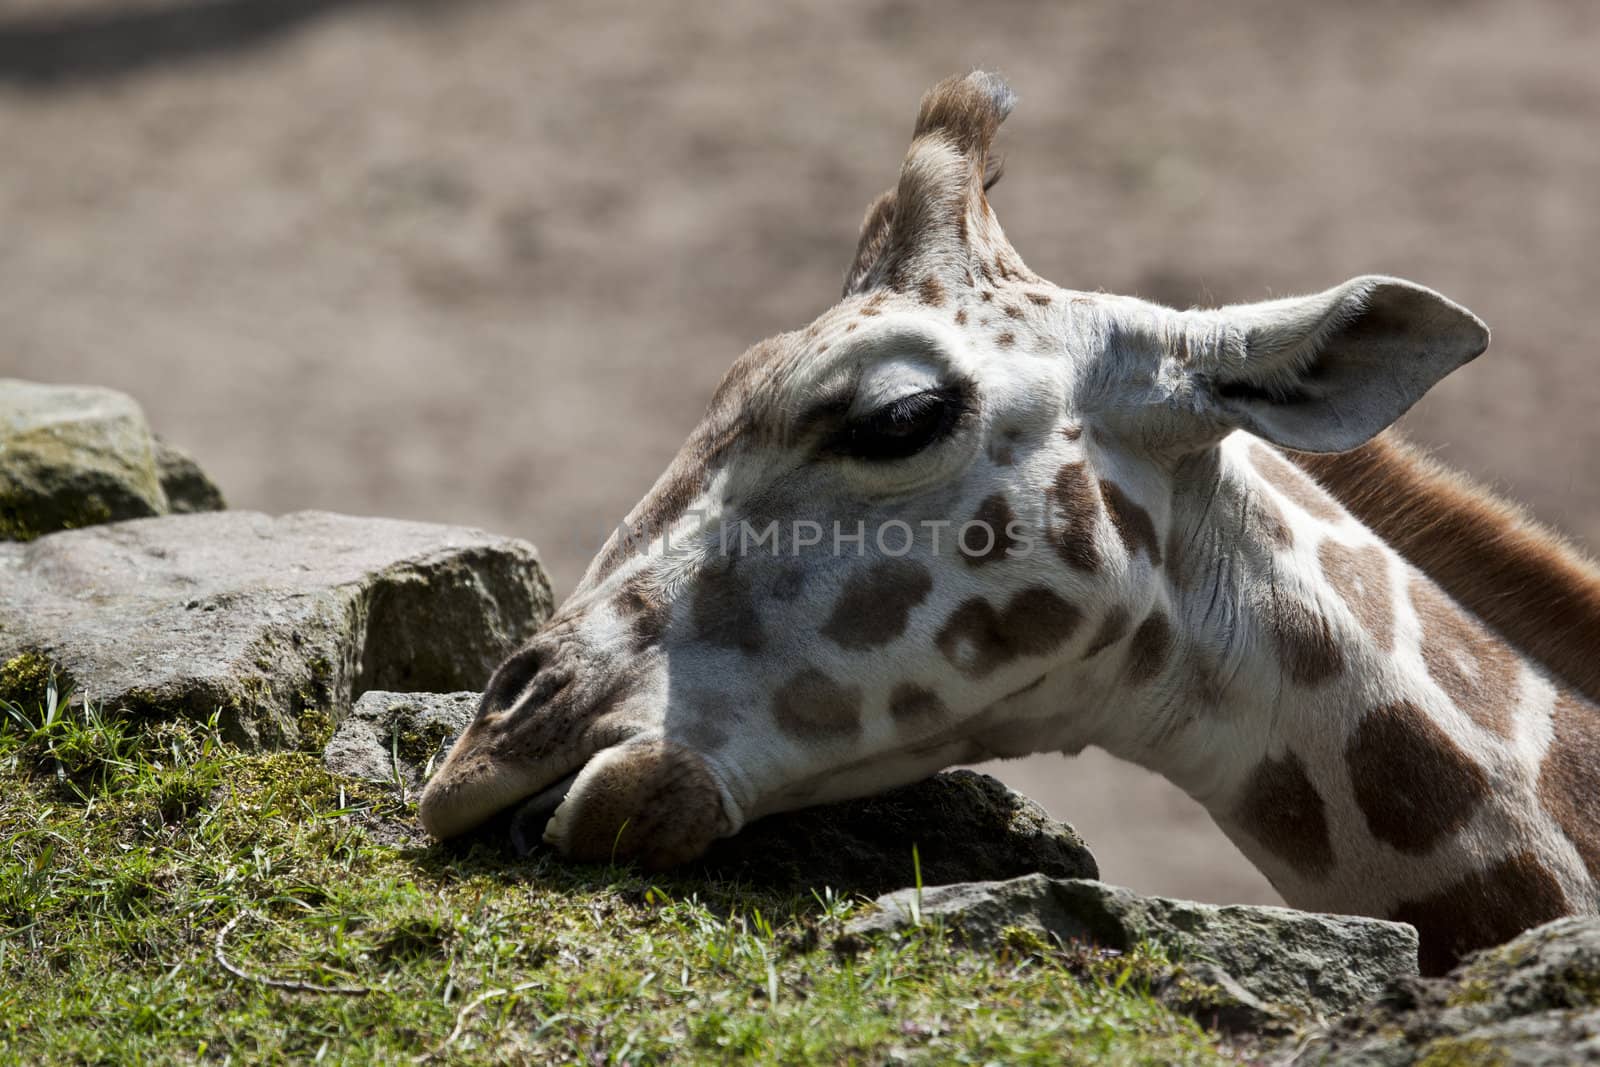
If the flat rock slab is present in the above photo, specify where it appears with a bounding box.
[1297,916,1600,1064]
[849,874,1417,1028]
[325,690,479,789]
[0,512,552,748]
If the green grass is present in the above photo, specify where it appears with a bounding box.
[0,679,1235,1065]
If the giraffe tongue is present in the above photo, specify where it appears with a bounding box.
[507,771,581,857]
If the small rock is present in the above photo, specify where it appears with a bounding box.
[1297,916,1600,1064]
[692,770,1097,896]
[1,379,166,540]
[848,874,1417,1027]
[325,690,479,789]
[153,437,225,514]
[0,511,552,748]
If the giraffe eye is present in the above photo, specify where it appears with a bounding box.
[831,386,966,461]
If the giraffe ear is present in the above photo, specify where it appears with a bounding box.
[1199,276,1489,453]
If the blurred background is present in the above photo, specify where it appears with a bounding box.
[3,0,1597,905]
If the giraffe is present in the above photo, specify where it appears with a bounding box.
[418,71,1600,975]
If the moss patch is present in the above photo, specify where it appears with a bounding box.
[295,703,336,753]
[0,652,71,710]
[1445,977,1497,1008]
[394,705,456,766]
[1416,1035,1509,1067]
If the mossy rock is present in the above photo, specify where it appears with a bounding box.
[152,436,225,514]
[0,379,167,541]
[1297,916,1600,1064]
[324,690,479,788]
[850,872,1417,1027]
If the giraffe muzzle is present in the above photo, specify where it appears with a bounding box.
[535,738,734,869]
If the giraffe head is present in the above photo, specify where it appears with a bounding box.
[417,72,1488,866]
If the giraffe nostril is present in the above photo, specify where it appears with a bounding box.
[524,666,574,709]
[479,643,545,717]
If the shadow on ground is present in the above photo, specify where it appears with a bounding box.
[0,0,467,86]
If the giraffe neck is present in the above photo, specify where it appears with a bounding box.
[1073,432,1598,975]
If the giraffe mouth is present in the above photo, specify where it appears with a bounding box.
[505,769,581,857]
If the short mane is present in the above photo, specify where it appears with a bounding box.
[1293,431,1600,706]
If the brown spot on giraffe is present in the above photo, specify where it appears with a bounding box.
[1410,576,1518,737]
[1082,606,1132,660]
[889,683,948,725]
[691,563,765,654]
[936,587,1083,679]
[1164,524,1189,589]
[1171,331,1193,365]
[1026,291,1052,306]
[1233,750,1335,879]
[996,331,1016,348]
[1538,691,1600,882]
[1251,442,1344,522]
[954,308,968,325]
[769,565,806,602]
[613,575,673,652]
[1003,303,1024,319]
[676,713,730,753]
[1060,424,1083,442]
[1250,489,1294,550]
[820,559,933,651]
[1347,700,1490,854]
[1265,592,1344,685]
[845,322,858,333]
[1320,541,1394,650]
[918,275,946,307]
[1052,461,1102,573]
[772,669,863,741]
[1186,655,1229,709]
[1126,611,1173,684]
[980,290,994,302]
[961,493,1018,566]
[1392,852,1570,976]
[1099,480,1163,566]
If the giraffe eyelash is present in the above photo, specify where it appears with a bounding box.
[824,385,970,462]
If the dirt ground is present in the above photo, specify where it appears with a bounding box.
[4,0,1597,906]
